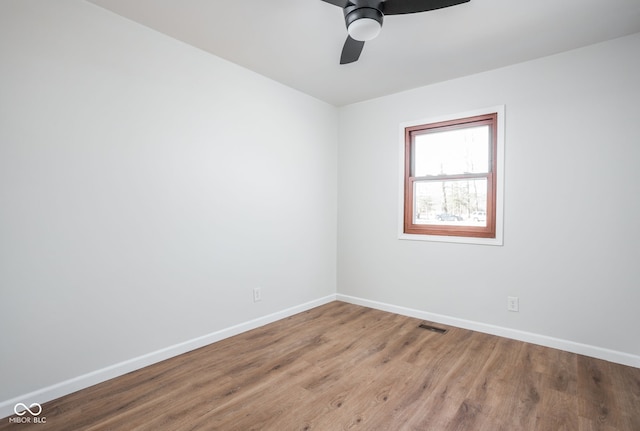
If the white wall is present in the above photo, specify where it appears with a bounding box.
[337,33,640,362]
[0,0,336,404]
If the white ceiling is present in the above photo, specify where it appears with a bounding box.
[87,0,640,106]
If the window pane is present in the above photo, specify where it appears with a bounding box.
[413,125,490,176]
[413,179,488,226]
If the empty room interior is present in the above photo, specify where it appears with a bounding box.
[1,0,639,429]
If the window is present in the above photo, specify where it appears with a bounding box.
[400,107,504,245]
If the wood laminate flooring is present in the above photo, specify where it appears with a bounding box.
[2,301,639,430]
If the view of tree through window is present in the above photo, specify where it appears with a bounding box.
[404,113,497,238]
[414,179,487,226]
[413,125,489,226]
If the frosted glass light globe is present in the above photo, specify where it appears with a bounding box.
[348,18,382,41]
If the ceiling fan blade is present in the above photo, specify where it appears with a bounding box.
[340,36,365,64]
[320,0,349,7]
[383,0,470,15]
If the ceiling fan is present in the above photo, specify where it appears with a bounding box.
[321,0,471,64]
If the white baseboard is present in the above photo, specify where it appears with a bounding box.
[0,294,337,420]
[337,294,640,369]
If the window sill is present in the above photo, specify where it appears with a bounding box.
[398,232,503,246]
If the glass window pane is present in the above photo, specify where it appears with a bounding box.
[413,179,488,226]
[413,125,490,176]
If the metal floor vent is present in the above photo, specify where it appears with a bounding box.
[418,323,448,334]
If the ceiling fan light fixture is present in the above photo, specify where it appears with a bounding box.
[325,0,471,64]
[348,18,381,41]
[345,7,383,41]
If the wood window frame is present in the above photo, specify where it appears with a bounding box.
[403,112,498,239]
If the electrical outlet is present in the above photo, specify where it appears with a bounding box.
[253,287,261,302]
[507,296,519,312]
